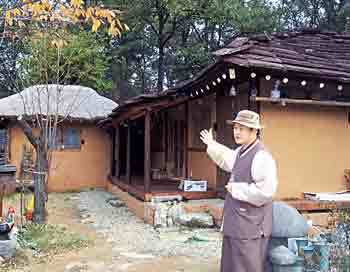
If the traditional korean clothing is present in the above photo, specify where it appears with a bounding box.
[204,111,278,272]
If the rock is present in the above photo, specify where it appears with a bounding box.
[80,213,90,219]
[64,262,89,272]
[177,213,214,228]
[272,202,310,238]
[120,252,155,259]
[168,204,185,226]
[154,203,169,228]
[65,261,106,272]
[269,237,289,249]
[106,198,125,208]
[192,229,222,242]
[269,245,298,265]
[151,195,183,203]
[0,236,16,258]
[80,218,94,224]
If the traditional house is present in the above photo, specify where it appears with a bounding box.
[0,85,118,192]
[103,30,350,223]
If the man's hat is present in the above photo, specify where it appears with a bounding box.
[226,110,263,129]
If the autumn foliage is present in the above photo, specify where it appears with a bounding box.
[2,0,128,37]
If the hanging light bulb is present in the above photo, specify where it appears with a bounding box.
[301,80,307,86]
[200,88,204,93]
[217,77,221,83]
[229,85,237,96]
[271,80,281,99]
[195,90,199,95]
[206,85,210,90]
[250,85,258,97]
[282,78,289,84]
[251,72,257,78]
[338,85,343,91]
[222,74,227,79]
[265,75,271,81]
[320,83,325,88]
[229,68,236,79]
[212,81,217,86]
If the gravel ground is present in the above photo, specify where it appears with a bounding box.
[75,189,222,259]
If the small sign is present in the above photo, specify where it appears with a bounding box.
[179,180,207,192]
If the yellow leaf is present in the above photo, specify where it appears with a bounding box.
[5,11,13,26]
[91,19,101,32]
[95,7,101,17]
[74,8,82,17]
[18,20,25,28]
[85,7,93,19]
[12,8,21,17]
[70,0,83,8]
[116,19,122,30]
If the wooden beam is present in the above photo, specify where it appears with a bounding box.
[144,111,151,193]
[115,126,120,178]
[126,124,131,184]
[251,96,350,107]
[111,97,190,126]
[184,101,189,178]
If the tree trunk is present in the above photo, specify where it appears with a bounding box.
[17,119,48,224]
[157,44,165,93]
[33,145,47,224]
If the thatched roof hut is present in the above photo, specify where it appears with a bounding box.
[0,84,118,121]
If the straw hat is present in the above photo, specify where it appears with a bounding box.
[226,110,263,129]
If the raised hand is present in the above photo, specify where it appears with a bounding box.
[200,128,214,145]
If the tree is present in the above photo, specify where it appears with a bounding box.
[277,0,350,31]
[19,29,113,92]
[104,0,279,95]
[0,0,127,223]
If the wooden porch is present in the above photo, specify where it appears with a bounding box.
[109,176,217,202]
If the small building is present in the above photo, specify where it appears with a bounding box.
[103,30,350,224]
[0,84,118,192]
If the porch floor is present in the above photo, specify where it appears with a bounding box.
[109,176,217,202]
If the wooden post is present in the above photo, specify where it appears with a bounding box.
[115,126,120,178]
[144,110,151,193]
[164,112,168,172]
[126,123,131,184]
[184,102,189,178]
[0,192,3,218]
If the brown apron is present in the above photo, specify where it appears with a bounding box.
[221,142,273,272]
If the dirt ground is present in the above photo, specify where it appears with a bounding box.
[3,193,220,272]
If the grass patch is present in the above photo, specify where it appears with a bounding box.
[17,223,90,253]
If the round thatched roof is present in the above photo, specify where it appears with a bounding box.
[0,85,118,120]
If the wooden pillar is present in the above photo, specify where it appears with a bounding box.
[184,102,189,177]
[0,192,3,217]
[126,123,131,184]
[164,112,168,171]
[144,111,151,193]
[115,126,120,178]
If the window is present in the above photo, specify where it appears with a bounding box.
[49,128,81,150]
[62,128,81,149]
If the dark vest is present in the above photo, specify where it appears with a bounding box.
[222,142,273,239]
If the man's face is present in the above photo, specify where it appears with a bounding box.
[233,123,256,145]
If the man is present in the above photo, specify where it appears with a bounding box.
[200,110,278,272]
